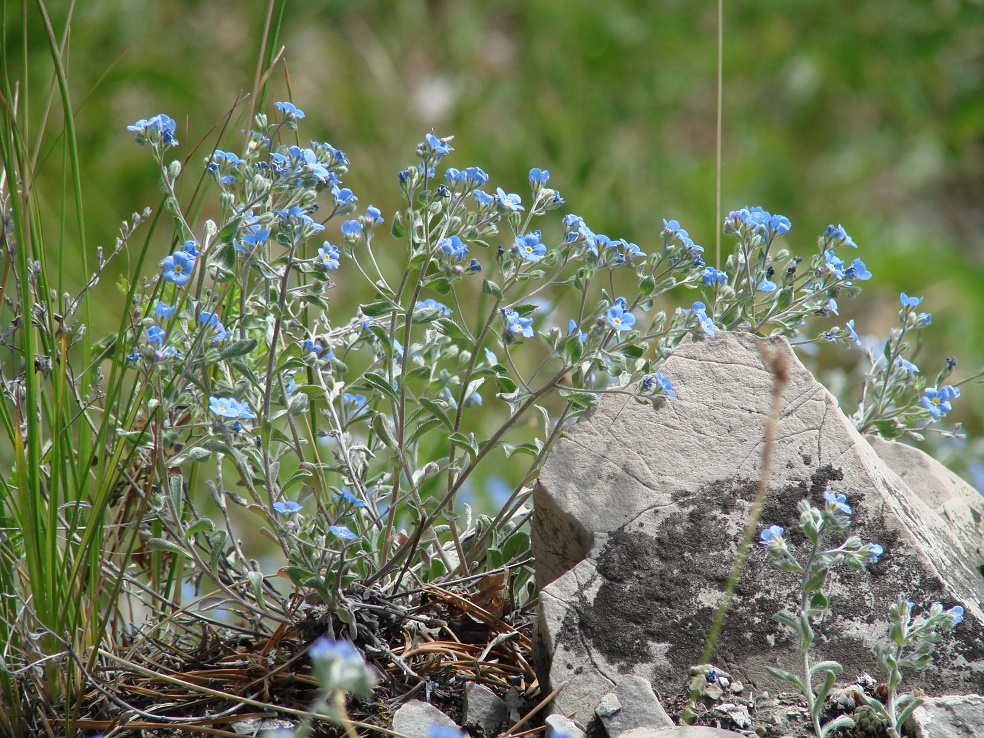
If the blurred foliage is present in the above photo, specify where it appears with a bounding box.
[7,0,984,437]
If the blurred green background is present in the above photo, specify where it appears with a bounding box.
[9,0,984,459]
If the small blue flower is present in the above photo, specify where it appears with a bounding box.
[209,396,257,420]
[329,524,357,540]
[237,228,270,253]
[845,258,872,281]
[428,727,464,738]
[825,250,846,279]
[274,101,305,119]
[337,488,369,508]
[568,319,588,341]
[416,298,453,316]
[824,490,852,515]
[515,231,546,263]
[273,501,302,515]
[643,372,676,397]
[332,186,357,206]
[424,133,453,159]
[341,220,363,238]
[366,205,383,223]
[825,224,857,248]
[846,319,861,346]
[702,267,727,286]
[199,311,221,328]
[473,190,494,207]
[495,188,524,212]
[529,168,550,184]
[895,356,919,373]
[760,525,784,544]
[826,297,839,315]
[127,114,178,147]
[922,387,953,419]
[947,604,965,626]
[606,303,636,332]
[469,258,482,272]
[344,393,368,409]
[757,279,777,292]
[463,166,489,187]
[161,346,183,360]
[162,251,196,286]
[691,302,716,338]
[440,235,469,260]
[868,543,884,563]
[319,242,341,270]
[900,292,922,307]
[501,307,534,338]
[146,326,166,344]
[154,301,175,319]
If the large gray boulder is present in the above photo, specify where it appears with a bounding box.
[533,331,984,724]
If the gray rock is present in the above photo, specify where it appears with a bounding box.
[909,694,984,738]
[463,682,508,736]
[617,728,746,738]
[545,713,587,738]
[533,332,984,724]
[596,692,622,718]
[392,700,460,738]
[596,676,674,737]
[231,717,297,735]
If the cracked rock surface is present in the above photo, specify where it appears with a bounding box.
[532,332,984,725]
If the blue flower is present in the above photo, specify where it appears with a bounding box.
[332,186,357,206]
[337,488,369,508]
[424,133,453,159]
[154,301,175,319]
[568,319,588,341]
[691,302,716,338]
[922,387,953,419]
[127,114,178,147]
[428,727,464,738]
[285,374,297,395]
[642,372,675,397]
[824,490,852,515]
[515,231,546,263]
[759,525,784,544]
[319,242,341,270]
[344,393,368,409]
[341,220,363,238]
[529,168,550,184]
[845,258,872,281]
[209,396,257,420]
[273,501,302,515]
[237,228,270,253]
[900,292,922,307]
[199,311,221,328]
[757,279,777,292]
[868,543,884,563]
[825,224,857,248]
[416,298,453,316]
[276,206,325,231]
[329,524,357,540]
[846,319,861,346]
[826,297,839,315]
[463,166,489,187]
[162,251,196,286]
[825,251,846,279]
[161,346,183,360]
[440,235,469,260]
[366,205,383,223]
[702,267,727,286]
[469,258,482,272]
[474,190,494,207]
[182,240,199,258]
[947,605,965,626]
[495,188,524,212]
[146,326,166,344]
[275,101,305,119]
[501,308,534,338]
[895,356,919,373]
[606,303,636,332]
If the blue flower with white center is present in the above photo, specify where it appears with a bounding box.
[922,386,957,419]
[825,224,857,248]
[900,292,923,307]
[528,168,550,184]
[825,250,846,278]
[146,326,166,344]
[340,220,363,239]
[329,524,357,540]
[337,488,369,508]
[416,298,453,316]
[515,231,546,263]
[868,543,884,563]
[127,114,178,147]
[209,396,257,420]
[274,101,305,119]
[702,267,727,286]
[691,302,716,338]
[273,501,302,515]
[757,279,777,292]
[440,235,469,260]
[162,251,196,286]
[845,258,872,281]
[824,490,852,516]
[366,205,383,223]
[495,188,524,211]
[846,319,861,346]
[424,133,453,159]
[606,303,636,332]
[319,242,341,270]
[759,525,784,544]
[154,301,175,319]
[501,307,534,338]
[484,348,498,365]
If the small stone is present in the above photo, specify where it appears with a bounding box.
[717,677,730,690]
[231,718,296,735]
[463,682,508,737]
[546,714,586,738]
[596,676,673,737]
[392,700,460,738]
[596,693,622,718]
[702,682,725,702]
[730,682,744,694]
[715,703,751,729]
[910,694,984,738]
